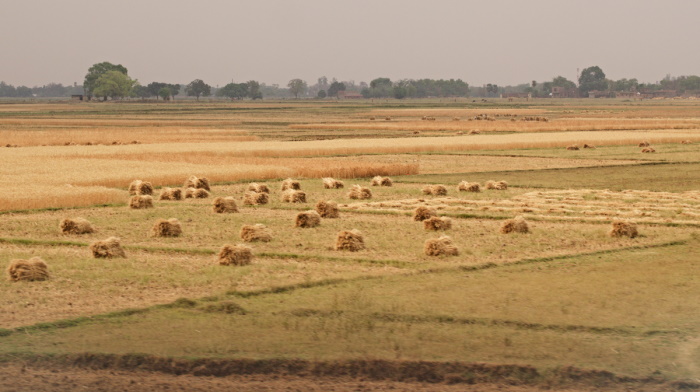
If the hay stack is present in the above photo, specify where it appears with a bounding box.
[566,145,580,151]
[335,229,365,251]
[6,257,49,282]
[281,178,301,191]
[183,176,210,191]
[485,180,508,190]
[457,181,481,192]
[323,178,345,189]
[500,216,529,234]
[89,237,126,258]
[128,180,153,196]
[422,185,447,196]
[212,196,239,213]
[129,195,153,209]
[240,224,272,242]
[296,210,321,228]
[371,176,393,187]
[424,236,459,256]
[494,181,508,190]
[218,244,253,266]
[413,206,437,221]
[281,189,306,203]
[59,217,94,234]
[243,191,269,205]
[609,220,638,238]
[159,187,182,201]
[423,216,452,231]
[247,183,270,193]
[348,185,372,199]
[641,148,656,153]
[315,200,339,218]
[638,141,650,147]
[185,188,210,198]
[151,218,182,237]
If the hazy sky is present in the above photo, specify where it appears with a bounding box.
[2,0,699,88]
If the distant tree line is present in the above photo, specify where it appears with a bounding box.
[3,62,700,100]
[0,81,83,97]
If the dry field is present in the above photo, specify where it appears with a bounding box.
[2,99,700,390]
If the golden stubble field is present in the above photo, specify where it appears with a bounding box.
[2,98,700,388]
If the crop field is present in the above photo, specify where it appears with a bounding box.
[1,98,700,391]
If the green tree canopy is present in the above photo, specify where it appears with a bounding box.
[578,66,607,96]
[185,79,211,100]
[132,85,150,99]
[84,62,128,98]
[327,81,346,97]
[247,80,262,100]
[217,82,249,99]
[317,90,327,98]
[679,75,700,92]
[287,79,307,98]
[158,87,172,100]
[92,70,136,100]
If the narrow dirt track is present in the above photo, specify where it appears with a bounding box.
[0,364,638,392]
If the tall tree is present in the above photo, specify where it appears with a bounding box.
[327,81,346,98]
[132,85,150,99]
[247,80,262,99]
[578,66,607,96]
[84,62,128,99]
[287,78,307,98]
[217,82,249,99]
[185,79,211,100]
[158,87,172,101]
[92,70,136,100]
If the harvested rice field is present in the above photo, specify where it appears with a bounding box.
[2,99,700,391]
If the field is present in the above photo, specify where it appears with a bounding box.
[1,98,700,391]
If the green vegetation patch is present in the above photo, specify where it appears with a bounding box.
[2,240,698,379]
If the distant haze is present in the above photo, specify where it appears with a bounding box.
[2,0,699,87]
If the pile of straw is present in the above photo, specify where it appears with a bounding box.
[424,236,459,256]
[348,185,372,199]
[128,180,153,196]
[151,218,182,237]
[218,244,253,266]
[240,224,272,242]
[323,178,345,189]
[244,191,269,205]
[212,196,239,213]
[296,210,321,228]
[316,200,339,218]
[335,229,365,251]
[500,216,529,234]
[89,237,126,258]
[6,257,49,282]
[59,217,94,234]
[282,189,306,203]
[129,195,153,209]
[159,187,182,201]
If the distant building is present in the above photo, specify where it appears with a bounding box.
[587,90,613,98]
[638,89,679,99]
[337,91,363,99]
[71,94,84,101]
[551,86,578,98]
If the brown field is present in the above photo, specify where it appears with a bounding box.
[2,99,700,390]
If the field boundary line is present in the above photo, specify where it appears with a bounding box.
[284,309,681,337]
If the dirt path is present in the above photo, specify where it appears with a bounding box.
[0,363,597,392]
[678,336,700,381]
